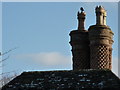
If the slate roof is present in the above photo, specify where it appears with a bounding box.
[2,69,120,90]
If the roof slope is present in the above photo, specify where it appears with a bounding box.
[2,69,120,90]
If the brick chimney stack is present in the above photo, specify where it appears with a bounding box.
[88,6,114,69]
[69,7,90,70]
[70,6,114,70]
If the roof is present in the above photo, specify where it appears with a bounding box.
[2,69,120,90]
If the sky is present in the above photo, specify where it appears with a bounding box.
[0,0,119,2]
[0,2,1,52]
[1,2,119,77]
[118,1,120,78]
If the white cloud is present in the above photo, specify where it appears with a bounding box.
[15,52,72,66]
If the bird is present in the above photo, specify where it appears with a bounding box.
[80,7,84,12]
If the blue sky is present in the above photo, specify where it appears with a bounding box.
[2,2,118,76]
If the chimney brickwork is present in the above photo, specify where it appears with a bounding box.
[69,8,90,70]
[69,6,114,70]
